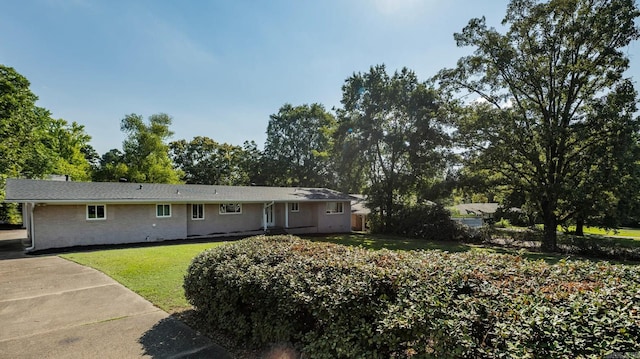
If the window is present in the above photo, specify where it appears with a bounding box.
[87,204,106,220]
[290,202,299,212]
[326,202,344,214]
[192,204,204,220]
[220,203,242,214]
[156,204,171,217]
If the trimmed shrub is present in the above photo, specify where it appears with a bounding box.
[184,235,640,358]
[560,235,640,262]
[381,203,467,241]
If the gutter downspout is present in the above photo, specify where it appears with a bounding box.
[25,202,35,251]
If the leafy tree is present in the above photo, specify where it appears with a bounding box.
[92,149,129,182]
[437,0,640,250]
[239,140,264,185]
[0,65,51,179]
[337,65,451,231]
[43,118,94,181]
[560,82,640,235]
[262,103,337,187]
[120,113,182,184]
[170,136,257,185]
[0,65,97,222]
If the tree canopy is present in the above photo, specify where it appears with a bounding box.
[120,113,182,184]
[437,0,640,249]
[337,65,451,230]
[262,103,337,188]
[170,137,260,186]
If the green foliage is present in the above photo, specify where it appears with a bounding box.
[170,137,260,185]
[119,113,182,183]
[494,218,510,228]
[263,103,337,187]
[336,65,452,229]
[43,118,94,181]
[372,203,467,242]
[92,148,129,182]
[1,65,94,221]
[437,0,640,251]
[0,65,42,178]
[184,236,640,358]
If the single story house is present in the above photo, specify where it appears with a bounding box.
[4,179,352,251]
[452,203,499,227]
[453,203,499,219]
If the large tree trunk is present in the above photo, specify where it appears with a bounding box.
[384,192,394,232]
[575,217,585,236]
[541,200,558,252]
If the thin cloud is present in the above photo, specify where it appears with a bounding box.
[44,0,93,9]
[371,0,437,17]
[139,14,217,70]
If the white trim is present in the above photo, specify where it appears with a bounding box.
[156,203,172,218]
[191,203,205,220]
[25,202,35,251]
[86,204,107,220]
[219,203,242,215]
[290,202,299,212]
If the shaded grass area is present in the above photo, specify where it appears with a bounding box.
[304,233,471,252]
[61,241,226,312]
[303,233,564,263]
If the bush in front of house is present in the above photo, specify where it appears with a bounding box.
[374,202,472,242]
[184,235,640,358]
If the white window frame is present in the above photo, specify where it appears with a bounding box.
[290,202,299,212]
[156,204,172,218]
[219,203,242,215]
[326,201,344,214]
[86,204,106,220]
[191,204,205,220]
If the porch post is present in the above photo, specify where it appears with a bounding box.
[285,202,289,228]
[263,203,267,231]
[361,215,366,231]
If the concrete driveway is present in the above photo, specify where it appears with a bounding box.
[0,231,230,358]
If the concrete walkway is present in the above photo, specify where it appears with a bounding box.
[0,231,231,359]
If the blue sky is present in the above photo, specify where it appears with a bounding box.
[1,0,639,155]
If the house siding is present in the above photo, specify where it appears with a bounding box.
[316,201,351,233]
[27,201,350,251]
[32,204,187,250]
[287,202,317,229]
[186,203,263,236]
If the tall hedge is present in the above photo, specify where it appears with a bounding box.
[184,235,640,358]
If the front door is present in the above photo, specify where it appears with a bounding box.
[265,204,275,227]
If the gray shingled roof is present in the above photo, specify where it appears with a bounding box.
[4,179,351,204]
[350,194,371,215]
[453,203,499,215]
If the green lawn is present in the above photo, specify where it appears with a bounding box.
[559,226,640,238]
[303,233,472,252]
[61,241,226,312]
[304,233,564,262]
[61,235,494,313]
[59,233,622,314]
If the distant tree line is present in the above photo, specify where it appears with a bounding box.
[2,0,640,252]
